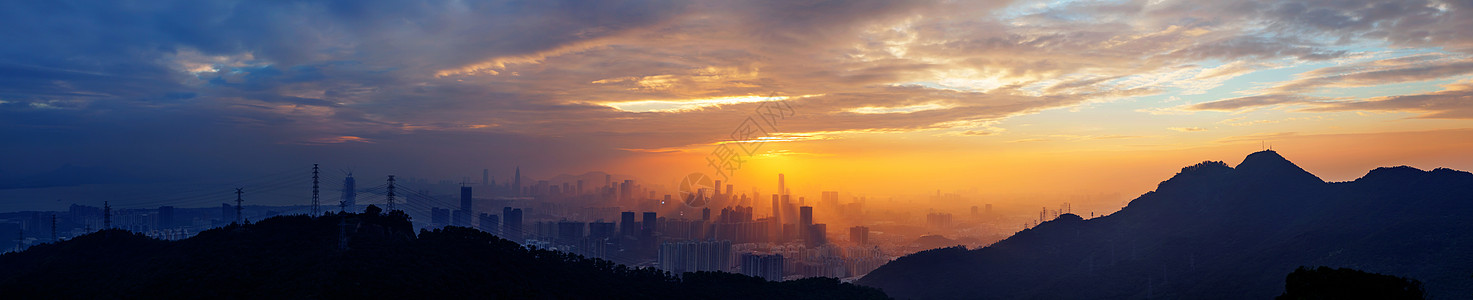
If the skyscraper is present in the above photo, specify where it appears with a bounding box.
[642,212,657,237]
[482,169,489,186]
[506,208,524,241]
[799,206,813,244]
[778,174,786,196]
[808,223,826,247]
[513,167,522,197]
[341,174,357,212]
[459,186,473,226]
[850,226,869,245]
[771,195,782,239]
[620,211,637,237]
[821,191,839,209]
[479,213,499,234]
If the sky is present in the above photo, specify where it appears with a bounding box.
[3,0,1473,210]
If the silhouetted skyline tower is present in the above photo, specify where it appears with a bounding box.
[386,175,397,212]
[771,195,782,238]
[235,188,244,224]
[483,169,489,186]
[513,167,522,197]
[799,206,813,243]
[642,212,657,237]
[778,174,786,196]
[341,173,357,213]
[311,164,320,216]
[459,186,473,227]
[620,211,636,237]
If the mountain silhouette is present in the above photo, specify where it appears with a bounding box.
[858,150,1473,299]
[0,206,888,299]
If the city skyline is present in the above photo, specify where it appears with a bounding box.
[3,1,1470,297]
[3,1,1473,209]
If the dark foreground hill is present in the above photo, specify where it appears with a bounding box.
[858,150,1473,299]
[0,207,887,299]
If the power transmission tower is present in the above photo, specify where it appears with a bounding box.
[386,175,397,212]
[312,164,320,216]
[235,188,244,224]
[338,215,350,251]
[103,201,112,230]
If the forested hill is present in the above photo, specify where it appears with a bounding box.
[0,207,888,299]
[858,150,1473,299]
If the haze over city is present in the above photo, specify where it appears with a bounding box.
[2,0,1471,299]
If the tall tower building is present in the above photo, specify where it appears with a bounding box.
[621,211,637,237]
[799,206,813,244]
[771,195,781,224]
[459,186,473,227]
[778,174,786,196]
[513,167,522,197]
[341,174,357,212]
[506,208,524,241]
[483,169,489,186]
[771,195,782,240]
[642,212,657,237]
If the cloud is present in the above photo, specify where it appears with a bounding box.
[1187,95,1309,111]
[1301,80,1473,119]
[4,0,1473,190]
[1168,127,1207,132]
[1267,57,1473,94]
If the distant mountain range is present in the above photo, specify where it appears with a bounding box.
[858,150,1473,299]
[0,208,887,299]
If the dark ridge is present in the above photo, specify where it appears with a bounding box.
[1233,149,1323,185]
[0,207,889,299]
[1278,266,1425,300]
[858,151,1473,299]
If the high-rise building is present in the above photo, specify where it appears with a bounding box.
[849,226,869,245]
[483,169,489,186]
[641,212,657,237]
[513,167,521,197]
[505,207,523,241]
[620,211,637,237]
[778,174,786,196]
[158,206,175,228]
[431,207,450,227]
[926,212,954,229]
[807,223,827,247]
[479,213,499,234]
[341,174,357,212]
[821,191,839,210]
[658,240,733,273]
[459,186,473,226]
[557,221,585,244]
[740,253,785,281]
[799,206,813,243]
[702,207,711,221]
[588,221,616,240]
